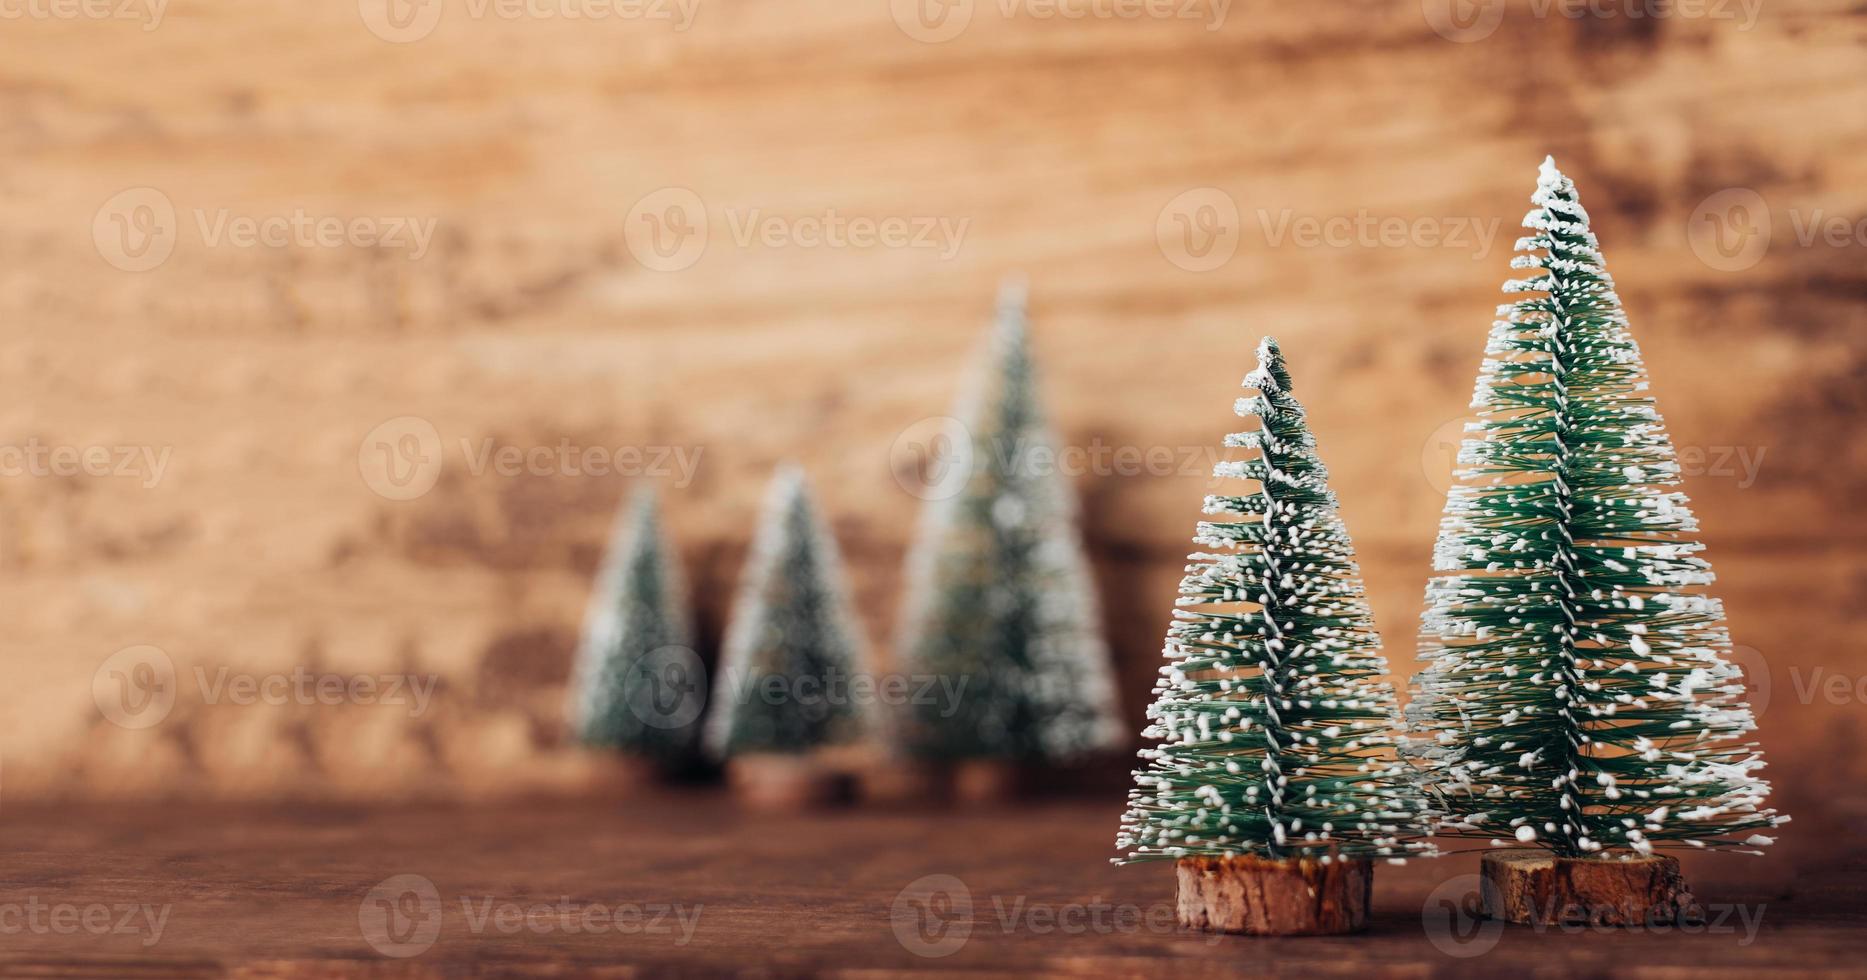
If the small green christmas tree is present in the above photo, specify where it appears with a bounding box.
[1406,158,1785,858]
[895,283,1122,762]
[1115,338,1432,866]
[706,465,872,756]
[566,484,701,760]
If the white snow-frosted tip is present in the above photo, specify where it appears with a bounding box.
[769,460,808,499]
[1538,155,1561,184]
[1514,824,1538,843]
[996,274,1030,313]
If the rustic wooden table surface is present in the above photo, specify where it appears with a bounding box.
[0,793,1855,978]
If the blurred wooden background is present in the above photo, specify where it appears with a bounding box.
[1,0,1861,849]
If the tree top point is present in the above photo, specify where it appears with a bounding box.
[996,274,1030,316]
[1249,335,1293,393]
[1538,154,1564,186]
[770,460,808,500]
[627,481,663,521]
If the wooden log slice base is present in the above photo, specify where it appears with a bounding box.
[1174,855,1373,936]
[725,754,844,811]
[1480,849,1699,926]
[596,753,666,791]
[857,758,945,807]
[951,759,1022,805]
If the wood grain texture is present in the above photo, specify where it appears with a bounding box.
[0,797,1848,976]
[0,2,1861,848]
[1175,855,1372,935]
[1481,849,1695,926]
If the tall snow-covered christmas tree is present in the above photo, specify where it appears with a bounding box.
[706,465,873,759]
[1115,337,1431,934]
[1407,158,1784,868]
[566,484,701,762]
[895,282,1122,764]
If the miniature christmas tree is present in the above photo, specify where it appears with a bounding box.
[707,465,872,806]
[1407,157,1785,923]
[895,283,1122,786]
[566,484,701,768]
[1114,337,1432,935]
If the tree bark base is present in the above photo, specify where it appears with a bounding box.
[1480,849,1699,926]
[951,759,1022,805]
[598,753,665,790]
[725,754,844,811]
[1174,855,1372,935]
[857,758,944,806]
